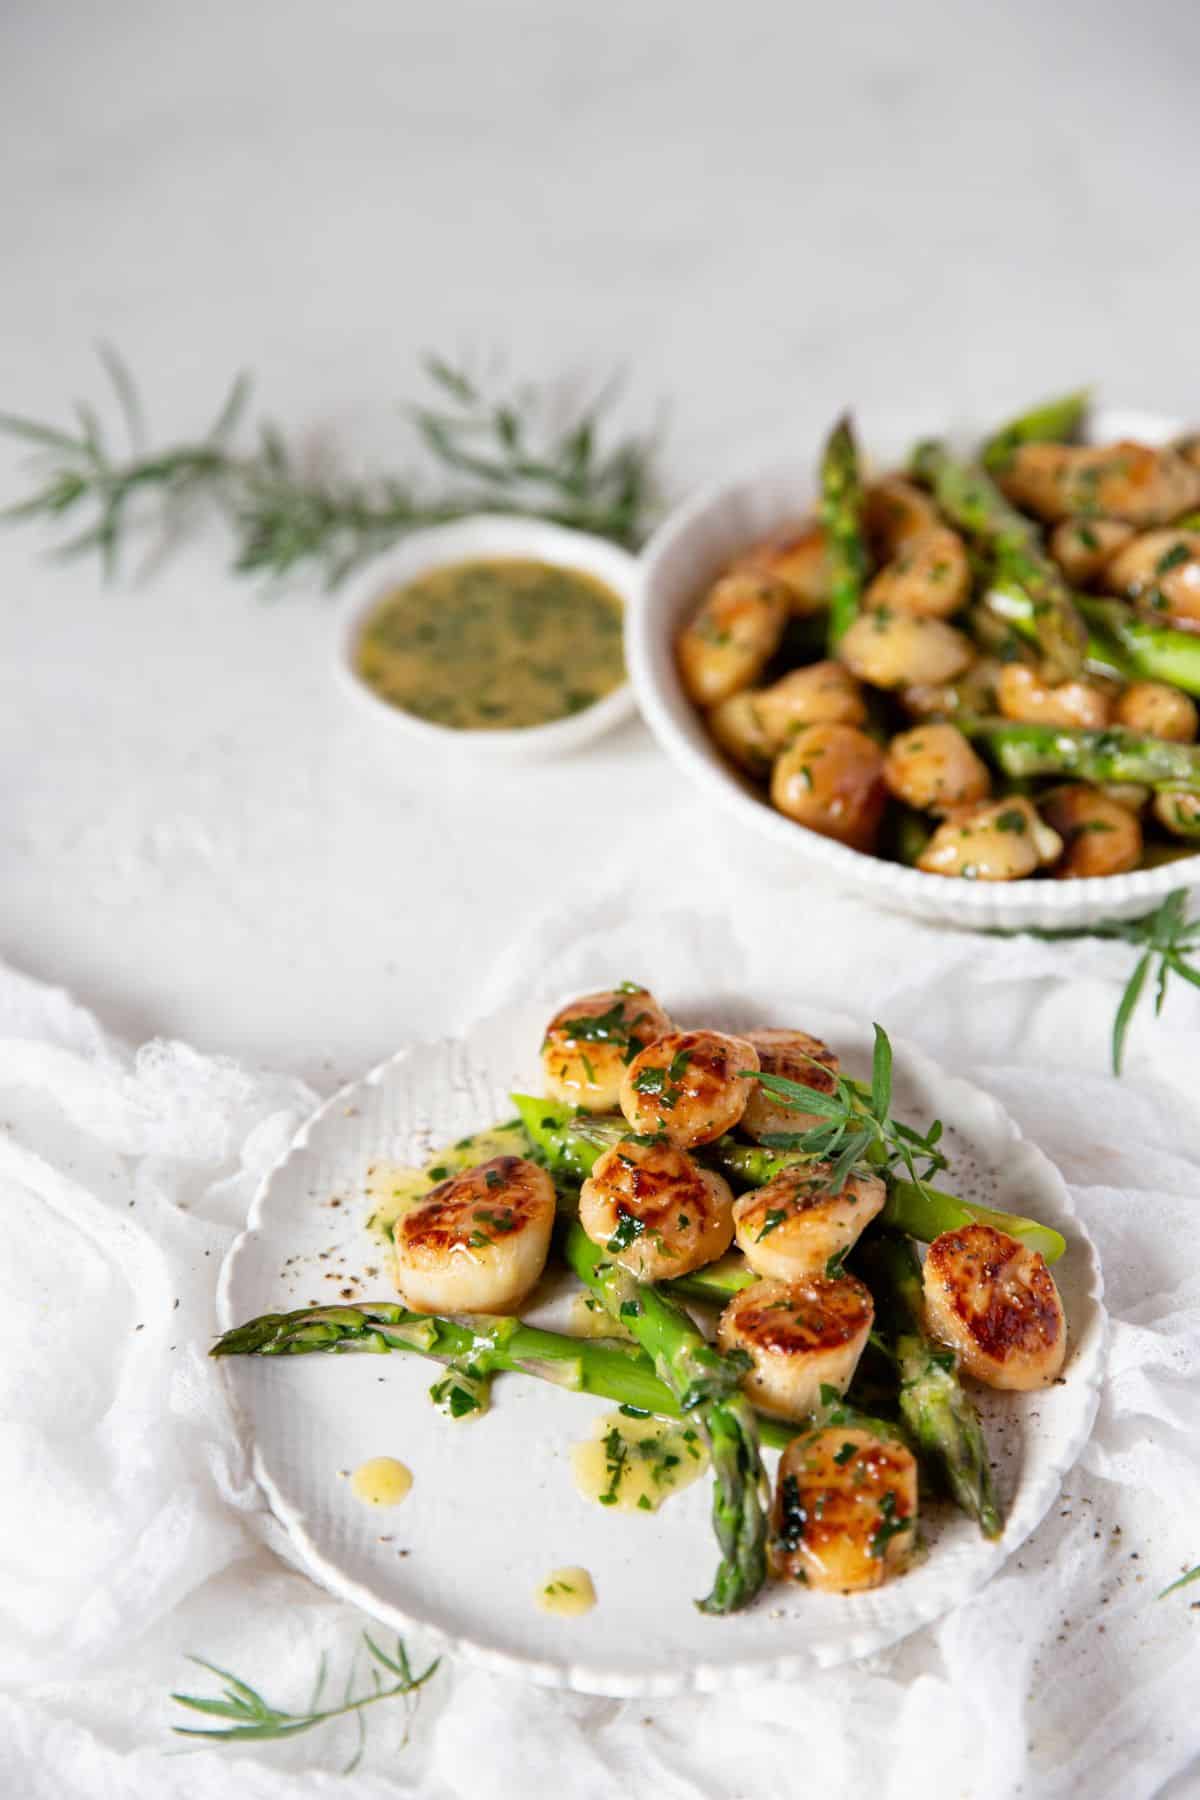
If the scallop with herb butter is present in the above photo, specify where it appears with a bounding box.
[355,556,625,731]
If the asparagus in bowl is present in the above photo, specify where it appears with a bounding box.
[670,394,1200,885]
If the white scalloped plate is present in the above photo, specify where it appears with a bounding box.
[217,997,1106,1696]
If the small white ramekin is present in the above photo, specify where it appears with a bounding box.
[629,408,1199,929]
[337,516,638,758]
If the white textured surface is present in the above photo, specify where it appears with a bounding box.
[3,0,1200,1083]
[3,2,1200,1794]
[219,999,1104,1693]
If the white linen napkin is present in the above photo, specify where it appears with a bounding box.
[2,892,1198,1799]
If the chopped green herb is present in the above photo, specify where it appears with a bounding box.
[833,1440,857,1466]
[995,808,1028,834]
[757,1208,789,1240]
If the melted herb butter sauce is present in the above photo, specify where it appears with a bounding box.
[349,1456,413,1507]
[364,1121,528,1240]
[536,1567,596,1617]
[570,1409,709,1513]
[355,557,625,731]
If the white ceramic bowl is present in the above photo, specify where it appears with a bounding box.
[631,408,1199,928]
[337,516,638,758]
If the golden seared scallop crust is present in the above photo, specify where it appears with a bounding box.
[393,1156,556,1315]
[542,986,673,1113]
[1038,785,1143,879]
[838,610,974,691]
[733,1165,885,1282]
[997,662,1113,731]
[997,440,1200,527]
[717,1274,874,1421]
[1104,529,1200,628]
[754,661,868,739]
[734,522,831,615]
[863,527,970,620]
[1048,517,1135,586]
[1113,680,1198,743]
[883,722,991,815]
[917,796,1062,881]
[739,1027,840,1141]
[578,1138,734,1280]
[770,723,887,852]
[676,571,790,707]
[922,1223,1067,1391]
[619,1029,759,1147]
[771,1427,918,1593]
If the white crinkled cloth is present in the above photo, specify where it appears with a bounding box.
[2,885,1199,1800]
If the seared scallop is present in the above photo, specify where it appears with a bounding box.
[734,522,832,614]
[883,722,992,814]
[716,1274,874,1421]
[922,1223,1067,1390]
[676,571,790,706]
[864,475,941,559]
[739,1028,840,1142]
[578,1137,734,1280]
[1104,529,1200,628]
[838,611,973,690]
[619,1029,759,1147]
[771,1427,918,1592]
[1039,785,1143,879]
[917,796,1063,881]
[733,1165,885,1282]
[770,723,887,851]
[997,440,1200,526]
[997,662,1113,731]
[393,1157,556,1315]
[863,527,971,620]
[542,985,673,1113]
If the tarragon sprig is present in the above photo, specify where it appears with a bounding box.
[993,888,1200,1074]
[1,349,658,587]
[171,1633,439,1772]
[743,1023,948,1200]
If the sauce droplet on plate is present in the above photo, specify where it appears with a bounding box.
[350,1457,413,1507]
[570,1410,709,1513]
[536,1567,596,1616]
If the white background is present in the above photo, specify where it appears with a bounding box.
[3,0,1199,1087]
[4,11,1200,1797]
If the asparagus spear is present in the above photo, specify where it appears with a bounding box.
[821,414,868,650]
[565,1220,769,1614]
[973,720,1200,793]
[511,1092,620,1182]
[911,439,1087,680]
[212,1298,799,1450]
[985,583,1200,696]
[980,389,1090,476]
[861,1233,1002,1538]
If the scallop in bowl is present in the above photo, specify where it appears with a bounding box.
[630,406,1200,928]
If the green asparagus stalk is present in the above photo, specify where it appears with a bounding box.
[511,1092,621,1182]
[973,720,1200,793]
[1079,598,1200,698]
[986,583,1200,697]
[881,1178,1065,1263]
[980,389,1090,475]
[911,439,1087,680]
[212,1297,799,1449]
[861,1233,1002,1537]
[565,1220,769,1614]
[821,414,868,649]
